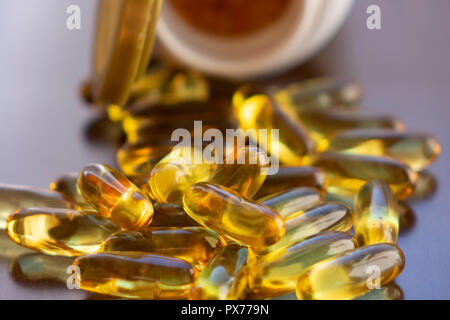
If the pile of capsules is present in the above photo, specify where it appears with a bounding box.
[1,65,441,300]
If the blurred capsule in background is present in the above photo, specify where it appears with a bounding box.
[408,171,438,202]
[83,114,125,146]
[149,146,217,205]
[209,146,269,199]
[296,244,405,300]
[308,153,418,199]
[355,282,404,300]
[150,203,199,227]
[0,184,73,229]
[101,227,224,268]
[191,244,248,300]
[258,187,322,220]
[354,180,399,246]
[248,231,356,298]
[232,86,315,165]
[50,172,90,209]
[274,78,362,112]
[183,183,285,249]
[6,208,120,256]
[78,164,154,230]
[74,252,197,299]
[260,202,353,255]
[254,166,326,198]
[11,254,75,285]
[299,110,404,151]
[328,129,441,171]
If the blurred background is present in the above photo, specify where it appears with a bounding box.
[0,0,449,299]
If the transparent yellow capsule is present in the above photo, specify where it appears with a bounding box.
[274,78,362,112]
[354,180,399,246]
[328,129,441,171]
[355,283,403,300]
[11,254,75,285]
[0,184,73,229]
[150,203,199,227]
[249,231,356,298]
[74,252,197,300]
[209,146,269,199]
[6,208,120,257]
[102,227,224,267]
[258,187,322,220]
[78,164,154,230]
[254,166,327,198]
[190,244,249,300]
[299,110,405,151]
[232,86,315,165]
[117,142,173,178]
[148,147,217,205]
[50,173,90,209]
[296,243,405,300]
[260,202,353,255]
[183,183,285,249]
[308,153,418,199]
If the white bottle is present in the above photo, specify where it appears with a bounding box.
[156,0,354,79]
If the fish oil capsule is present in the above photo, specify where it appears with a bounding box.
[11,254,75,284]
[328,129,441,171]
[260,202,353,255]
[78,164,154,230]
[308,152,418,199]
[299,110,405,151]
[356,282,403,300]
[183,182,285,249]
[296,243,405,300]
[117,142,173,178]
[258,187,322,220]
[354,180,399,246]
[50,172,90,209]
[148,146,217,205]
[102,227,224,267]
[74,252,197,299]
[254,166,327,198]
[0,184,73,229]
[408,171,437,202]
[248,231,356,298]
[6,208,120,256]
[209,145,269,198]
[150,203,199,227]
[274,78,362,112]
[190,244,249,300]
[232,86,315,165]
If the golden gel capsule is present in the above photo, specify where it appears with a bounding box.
[184,183,285,249]
[74,252,197,299]
[150,203,199,227]
[102,227,224,267]
[254,166,327,198]
[78,164,154,230]
[261,202,353,255]
[6,208,120,257]
[232,86,315,165]
[299,110,405,150]
[407,170,437,202]
[209,146,269,199]
[274,78,362,112]
[308,153,418,199]
[296,243,405,300]
[0,184,73,229]
[249,231,356,297]
[258,187,322,220]
[354,180,399,246]
[328,129,441,171]
[11,254,75,285]
[117,142,173,178]
[149,146,217,205]
[191,244,249,300]
[356,282,403,300]
[50,172,90,209]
